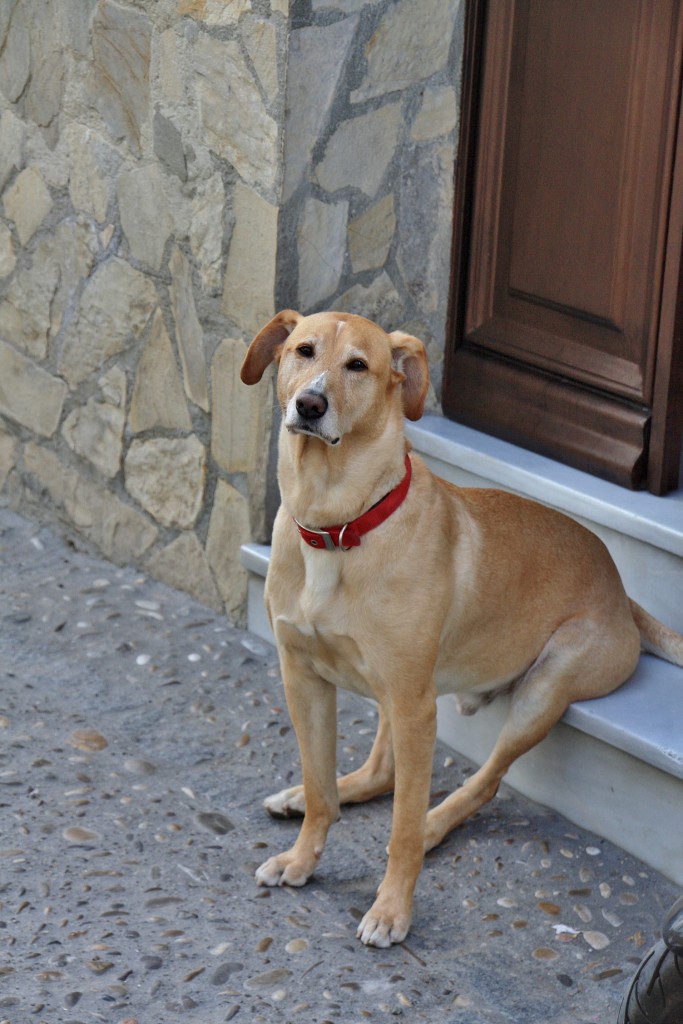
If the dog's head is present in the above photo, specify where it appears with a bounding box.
[240,310,429,447]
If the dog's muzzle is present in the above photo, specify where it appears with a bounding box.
[286,388,340,445]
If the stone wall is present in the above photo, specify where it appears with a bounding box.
[0,0,463,624]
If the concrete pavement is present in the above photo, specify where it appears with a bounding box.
[0,508,677,1023]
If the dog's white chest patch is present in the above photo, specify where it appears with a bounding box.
[300,547,343,619]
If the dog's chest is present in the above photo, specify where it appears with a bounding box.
[272,549,375,698]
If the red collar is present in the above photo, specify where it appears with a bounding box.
[294,454,412,551]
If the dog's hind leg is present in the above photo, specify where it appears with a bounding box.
[338,704,395,803]
[422,675,564,853]
[423,617,639,852]
[264,704,395,818]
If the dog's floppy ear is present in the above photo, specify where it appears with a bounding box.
[389,331,430,421]
[240,310,303,384]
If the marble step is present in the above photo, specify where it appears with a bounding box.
[240,418,683,886]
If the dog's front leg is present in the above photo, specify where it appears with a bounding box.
[256,652,339,888]
[357,695,436,947]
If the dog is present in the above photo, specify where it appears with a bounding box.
[240,310,683,948]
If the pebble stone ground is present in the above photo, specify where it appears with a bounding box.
[0,507,679,1024]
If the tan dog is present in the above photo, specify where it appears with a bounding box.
[240,310,683,948]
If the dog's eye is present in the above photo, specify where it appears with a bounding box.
[296,344,314,358]
[346,358,368,372]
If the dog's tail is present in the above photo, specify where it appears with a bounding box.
[630,600,683,667]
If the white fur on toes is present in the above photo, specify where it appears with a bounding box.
[255,854,310,888]
[263,786,306,818]
[356,908,410,947]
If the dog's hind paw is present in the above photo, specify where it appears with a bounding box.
[264,786,306,819]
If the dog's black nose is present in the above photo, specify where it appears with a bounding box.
[296,391,328,420]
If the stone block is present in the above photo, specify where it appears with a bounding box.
[314,103,402,199]
[190,173,225,294]
[130,309,191,434]
[3,166,53,245]
[178,0,251,22]
[211,337,270,474]
[48,220,100,339]
[62,0,97,58]
[206,479,250,624]
[0,427,17,493]
[24,25,66,129]
[222,182,277,335]
[242,19,278,103]
[88,0,151,157]
[193,34,277,191]
[98,366,127,410]
[0,341,67,437]
[118,163,172,270]
[410,85,458,142]
[0,221,15,279]
[62,399,125,479]
[0,0,66,129]
[153,111,187,182]
[397,141,454,318]
[145,532,223,613]
[335,271,405,331]
[0,1,30,103]
[312,0,370,10]
[169,248,209,412]
[0,259,59,360]
[58,258,158,388]
[297,197,348,309]
[348,194,396,273]
[67,123,115,222]
[157,29,184,106]
[23,442,158,562]
[0,220,98,362]
[351,0,458,102]
[124,435,206,530]
[0,110,24,192]
[282,17,358,201]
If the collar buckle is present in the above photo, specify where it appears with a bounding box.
[293,520,339,550]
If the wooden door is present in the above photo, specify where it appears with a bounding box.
[444,0,683,493]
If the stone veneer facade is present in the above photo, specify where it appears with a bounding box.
[0,0,463,624]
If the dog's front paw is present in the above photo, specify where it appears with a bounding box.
[263,786,306,819]
[255,851,313,888]
[356,899,412,948]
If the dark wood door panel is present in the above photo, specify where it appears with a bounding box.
[504,1,636,327]
[445,0,683,493]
